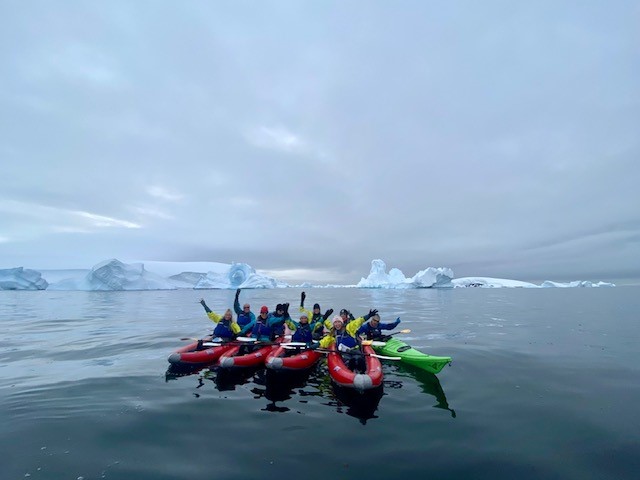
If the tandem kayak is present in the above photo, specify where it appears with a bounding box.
[265,344,323,371]
[372,337,451,374]
[168,340,236,369]
[327,344,383,391]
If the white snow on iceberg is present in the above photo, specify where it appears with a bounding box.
[0,267,48,290]
[356,259,454,288]
[451,277,538,288]
[540,280,615,288]
[49,259,176,291]
[0,257,616,290]
[194,262,286,289]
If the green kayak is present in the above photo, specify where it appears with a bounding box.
[372,337,452,374]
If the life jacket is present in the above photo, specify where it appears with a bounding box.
[236,312,253,328]
[335,329,357,349]
[270,313,286,338]
[214,320,235,339]
[292,324,313,343]
[251,320,272,341]
[358,322,382,340]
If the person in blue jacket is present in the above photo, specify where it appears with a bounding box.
[239,305,288,342]
[357,314,401,341]
[233,288,255,329]
[270,303,290,339]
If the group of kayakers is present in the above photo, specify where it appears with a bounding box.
[198,289,402,365]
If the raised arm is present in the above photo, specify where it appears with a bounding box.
[233,289,242,315]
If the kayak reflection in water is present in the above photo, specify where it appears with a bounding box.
[391,364,456,418]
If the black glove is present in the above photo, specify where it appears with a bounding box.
[283,303,290,314]
[323,308,334,320]
[364,309,378,321]
[309,341,320,350]
[235,288,241,299]
[349,312,355,321]
[300,291,306,307]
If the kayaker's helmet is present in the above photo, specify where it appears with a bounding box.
[339,309,349,317]
[260,306,269,314]
[332,315,344,328]
[369,314,380,324]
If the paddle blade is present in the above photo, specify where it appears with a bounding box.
[236,336,257,342]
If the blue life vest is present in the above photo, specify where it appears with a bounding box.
[251,321,272,341]
[357,322,382,340]
[292,324,313,343]
[214,320,235,339]
[335,330,357,349]
[237,312,253,328]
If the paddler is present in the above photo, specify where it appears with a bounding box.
[357,314,401,341]
[299,291,333,339]
[233,288,255,329]
[313,309,378,372]
[199,298,241,341]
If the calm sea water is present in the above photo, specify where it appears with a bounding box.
[1,287,639,480]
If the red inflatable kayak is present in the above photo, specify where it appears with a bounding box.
[218,338,283,369]
[168,340,236,368]
[265,344,323,371]
[327,344,383,391]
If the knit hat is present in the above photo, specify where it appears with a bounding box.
[260,306,268,314]
[332,315,344,326]
[313,303,321,310]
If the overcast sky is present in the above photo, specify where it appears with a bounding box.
[1,1,638,284]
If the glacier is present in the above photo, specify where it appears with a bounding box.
[0,258,616,290]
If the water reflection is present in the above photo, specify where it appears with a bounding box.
[328,384,385,425]
[164,361,454,420]
[250,369,318,412]
[389,364,456,417]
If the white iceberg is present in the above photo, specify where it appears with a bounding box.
[0,267,48,290]
[194,262,286,289]
[356,259,454,288]
[0,257,616,290]
[451,277,538,288]
[49,259,176,291]
[540,280,615,288]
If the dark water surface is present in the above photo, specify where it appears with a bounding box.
[1,287,639,479]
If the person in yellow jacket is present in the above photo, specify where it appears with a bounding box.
[199,298,241,340]
[314,309,378,372]
[299,291,333,339]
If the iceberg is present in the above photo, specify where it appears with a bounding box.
[0,267,48,290]
[451,277,538,288]
[194,262,286,289]
[356,259,454,288]
[49,259,176,291]
[540,280,615,288]
[0,257,616,290]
